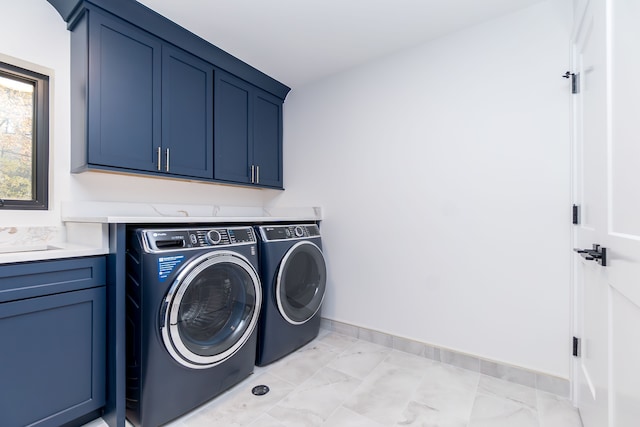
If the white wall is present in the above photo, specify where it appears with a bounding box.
[0,1,70,226]
[0,0,280,228]
[273,0,572,377]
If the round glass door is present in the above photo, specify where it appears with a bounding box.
[161,251,261,369]
[276,241,327,325]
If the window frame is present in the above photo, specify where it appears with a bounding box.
[0,61,49,210]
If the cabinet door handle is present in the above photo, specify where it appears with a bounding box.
[157,147,162,171]
[256,165,260,184]
[251,164,255,183]
[165,148,170,172]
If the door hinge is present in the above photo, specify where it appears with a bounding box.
[572,204,580,225]
[573,336,581,357]
[563,71,580,94]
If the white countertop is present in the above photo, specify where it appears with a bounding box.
[0,242,109,265]
[61,202,322,224]
[62,214,320,223]
[0,203,321,264]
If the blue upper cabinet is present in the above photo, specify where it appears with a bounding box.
[253,91,283,188]
[61,0,288,187]
[162,45,214,179]
[215,72,251,185]
[84,8,161,173]
[72,6,214,179]
[215,71,283,188]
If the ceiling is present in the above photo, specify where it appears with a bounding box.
[137,0,546,89]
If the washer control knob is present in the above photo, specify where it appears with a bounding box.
[294,226,305,238]
[207,230,222,245]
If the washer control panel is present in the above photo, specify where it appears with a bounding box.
[258,224,320,242]
[142,226,256,252]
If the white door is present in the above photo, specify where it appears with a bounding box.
[572,0,608,424]
[572,1,640,426]
[606,0,640,425]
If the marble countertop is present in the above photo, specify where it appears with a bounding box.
[63,215,319,223]
[61,202,322,224]
[0,203,321,264]
[0,242,109,265]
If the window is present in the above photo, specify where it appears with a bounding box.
[0,61,49,209]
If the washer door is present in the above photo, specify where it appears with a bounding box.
[276,241,327,325]
[161,251,261,369]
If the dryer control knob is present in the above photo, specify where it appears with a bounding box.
[207,230,222,245]
[294,226,305,237]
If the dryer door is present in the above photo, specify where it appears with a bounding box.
[276,241,327,325]
[161,251,261,369]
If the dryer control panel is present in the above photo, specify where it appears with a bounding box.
[141,226,256,252]
[258,224,320,242]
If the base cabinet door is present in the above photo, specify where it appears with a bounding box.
[0,286,106,427]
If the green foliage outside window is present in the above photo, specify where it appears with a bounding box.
[0,63,48,210]
[0,75,34,201]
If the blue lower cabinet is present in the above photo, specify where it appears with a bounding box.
[0,257,106,427]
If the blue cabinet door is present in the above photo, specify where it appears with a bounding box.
[0,257,106,427]
[214,71,284,188]
[162,45,214,179]
[214,71,252,184]
[87,8,161,172]
[253,90,283,188]
[74,5,284,188]
[0,286,106,427]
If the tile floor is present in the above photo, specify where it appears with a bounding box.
[86,329,583,427]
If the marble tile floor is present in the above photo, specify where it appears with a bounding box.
[86,329,583,427]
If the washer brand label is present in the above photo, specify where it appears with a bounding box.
[158,255,185,282]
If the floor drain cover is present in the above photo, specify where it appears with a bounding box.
[252,385,270,396]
